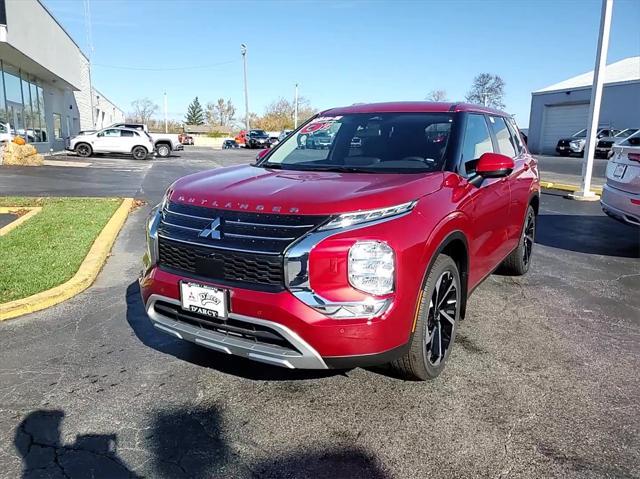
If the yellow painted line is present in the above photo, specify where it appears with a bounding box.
[0,207,42,236]
[0,198,135,321]
[539,180,602,196]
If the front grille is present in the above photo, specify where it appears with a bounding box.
[598,140,614,148]
[557,139,570,147]
[159,238,284,290]
[153,300,299,352]
[157,201,329,290]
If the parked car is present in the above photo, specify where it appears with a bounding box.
[141,102,539,380]
[244,129,270,149]
[0,122,13,143]
[222,139,239,149]
[108,123,183,158]
[601,130,640,227]
[68,127,155,160]
[306,130,333,149]
[269,130,294,148]
[179,133,194,145]
[556,128,620,157]
[595,128,639,159]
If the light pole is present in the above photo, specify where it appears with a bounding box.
[570,0,613,201]
[294,83,299,128]
[241,43,250,131]
[163,91,168,133]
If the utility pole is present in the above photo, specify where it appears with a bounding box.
[570,0,613,201]
[241,44,249,131]
[163,91,168,133]
[294,83,299,128]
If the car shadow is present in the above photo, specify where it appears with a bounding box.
[125,281,341,381]
[536,213,639,258]
[147,405,390,478]
[14,410,140,478]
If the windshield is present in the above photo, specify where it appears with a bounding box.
[258,112,454,173]
[250,129,267,136]
[572,129,587,138]
[616,129,638,138]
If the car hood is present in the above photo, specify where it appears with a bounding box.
[168,164,444,215]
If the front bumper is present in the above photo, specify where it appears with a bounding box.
[601,184,640,227]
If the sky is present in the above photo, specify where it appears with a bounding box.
[44,0,640,128]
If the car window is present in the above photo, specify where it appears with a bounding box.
[505,117,524,153]
[461,114,493,174]
[121,130,134,137]
[102,129,121,137]
[489,116,517,157]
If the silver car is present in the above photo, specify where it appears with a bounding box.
[601,130,640,227]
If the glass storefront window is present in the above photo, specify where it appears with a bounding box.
[0,63,6,127]
[37,85,47,142]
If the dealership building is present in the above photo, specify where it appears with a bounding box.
[528,56,640,154]
[0,0,123,152]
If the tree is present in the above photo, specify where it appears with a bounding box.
[426,89,448,102]
[253,97,316,131]
[185,97,205,125]
[206,98,236,127]
[465,73,505,109]
[129,98,158,125]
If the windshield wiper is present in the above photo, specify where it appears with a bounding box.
[261,162,284,169]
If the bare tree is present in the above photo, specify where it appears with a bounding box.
[426,89,448,102]
[206,99,236,127]
[128,98,159,125]
[465,73,505,109]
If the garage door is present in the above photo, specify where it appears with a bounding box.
[541,103,589,154]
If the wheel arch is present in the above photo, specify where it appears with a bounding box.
[155,140,172,150]
[529,191,540,216]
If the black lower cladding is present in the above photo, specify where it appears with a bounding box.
[153,300,299,352]
[158,238,284,291]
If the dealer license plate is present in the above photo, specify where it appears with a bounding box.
[180,282,227,318]
[613,164,627,179]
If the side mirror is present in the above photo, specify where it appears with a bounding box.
[256,148,269,161]
[470,152,514,186]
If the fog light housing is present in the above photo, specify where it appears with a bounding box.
[348,241,394,295]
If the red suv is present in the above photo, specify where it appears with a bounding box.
[141,102,539,380]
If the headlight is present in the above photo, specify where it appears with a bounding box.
[319,201,416,231]
[348,241,394,295]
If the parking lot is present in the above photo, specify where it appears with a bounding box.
[0,148,638,478]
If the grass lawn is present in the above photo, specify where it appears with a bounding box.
[0,197,122,303]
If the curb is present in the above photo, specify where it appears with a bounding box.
[0,207,42,236]
[0,198,135,321]
[540,180,603,196]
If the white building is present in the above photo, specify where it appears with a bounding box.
[528,56,640,154]
[0,0,123,152]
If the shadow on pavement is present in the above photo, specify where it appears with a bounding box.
[536,213,639,258]
[14,410,139,478]
[125,281,341,381]
[148,405,390,479]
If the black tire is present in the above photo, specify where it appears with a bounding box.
[390,254,461,381]
[156,143,171,158]
[75,143,92,157]
[132,146,149,160]
[499,205,536,276]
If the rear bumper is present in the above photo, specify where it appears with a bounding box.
[139,266,410,369]
[601,184,640,227]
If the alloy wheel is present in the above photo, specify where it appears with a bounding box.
[522,212,535,266]
[424,270,458,366]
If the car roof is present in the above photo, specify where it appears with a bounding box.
[320,101,510,117]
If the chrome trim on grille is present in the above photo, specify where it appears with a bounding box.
[161,220,203,232]
[145,294,328,369]
[226,220,316,229]
[157,233,281,255]
[225,233,296,241]
[162,207,212,222]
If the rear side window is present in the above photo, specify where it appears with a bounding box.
[121,130,134,137]
[489,116,517,157]
[461,114,493,174]
[505,117,525,153]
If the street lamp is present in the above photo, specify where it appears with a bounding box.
[294,83,299,128]
[241,43,249,131]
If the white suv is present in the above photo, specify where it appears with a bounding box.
[68,127,155,160]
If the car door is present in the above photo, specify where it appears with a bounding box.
[489,115,533,251]
[458,113,512,286]
[93,128,121,152]
[120,130,137,153]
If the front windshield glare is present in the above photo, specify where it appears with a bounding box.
[573,129,587,138]
[260,113,454,173]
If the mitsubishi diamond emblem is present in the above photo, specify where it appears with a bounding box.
[199,218,222,240]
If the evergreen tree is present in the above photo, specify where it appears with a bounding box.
[185,97,205,125]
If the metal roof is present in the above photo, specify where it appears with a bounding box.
[534,56,640,94]
[321,101,508,116]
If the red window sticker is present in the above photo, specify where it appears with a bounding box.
[299,116,342,134]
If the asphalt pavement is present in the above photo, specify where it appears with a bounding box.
[535,154,607,187]
[0,148,638,478]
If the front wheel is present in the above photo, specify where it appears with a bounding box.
[499,205,536,275]
[132,146,149,160]
[75,143,92,157]
[156,144,171,158]
[391,254,461,380]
